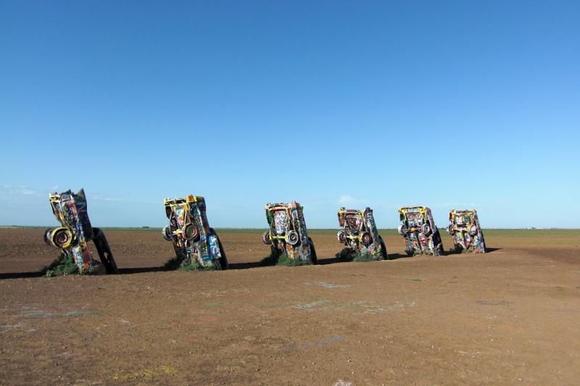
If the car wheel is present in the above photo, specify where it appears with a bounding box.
[50,227,74,249]
[262,230,272,245]
[43,228,53,245]
[286,230,299,246]
[184,223,199,241]
[361,232,372,247]
[398,224,407,235]
[162,226,173,241]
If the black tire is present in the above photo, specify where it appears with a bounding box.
[405,248,414,257]
[286,230,299,246]
[184,223,199,241]
[308,237,317,264]
[162,225,173,241]
[43,228,51,245]
[52,227,73,249]
[262,230,272,245]
[361,232,372,247]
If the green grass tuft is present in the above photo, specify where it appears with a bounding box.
[260,249,310,266]
[352,251,378,262]
[43,253,79,277]
[164,256,218,271]
[275,252,309,266]
[164,256,184,270]
[336,248,380,262]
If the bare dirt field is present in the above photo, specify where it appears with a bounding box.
[1,228,579,385]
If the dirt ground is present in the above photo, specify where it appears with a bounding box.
[1,228,579,385]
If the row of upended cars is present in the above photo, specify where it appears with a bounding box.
[43,189,486,275]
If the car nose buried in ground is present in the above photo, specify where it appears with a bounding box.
[398,206,444,256]
[336,207,388,261]
[447,209,487,253]
[262,201,317,265]
[162,195,228,270]
[43,189,117,276]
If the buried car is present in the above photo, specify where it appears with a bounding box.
[162,195,228,270]
[44,189,117,275]
[262,201,317,264]
[336,207,388,260]
[447,209,487,253]
[398,206,444,256]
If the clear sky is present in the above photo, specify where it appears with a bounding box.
[1,0,579,228]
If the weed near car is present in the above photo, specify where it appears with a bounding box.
[42,253,79,277]
[336,248,377,262]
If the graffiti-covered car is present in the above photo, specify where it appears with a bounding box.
[44,189,117,275]
[162,195,228,270]
[262,201,317,264]
[336,207,387,260]
[447,209,486,253]
[398,206,444,256]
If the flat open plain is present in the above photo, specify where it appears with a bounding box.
[1,228,579,385]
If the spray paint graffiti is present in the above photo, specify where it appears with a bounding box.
[44,189,117,275]
[262,201,317,264]
[162,195,228,269]
[336,207,388,260]
[398,206,444,256]
[447,209,486,253]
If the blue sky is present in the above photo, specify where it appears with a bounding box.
[1,0,579,228]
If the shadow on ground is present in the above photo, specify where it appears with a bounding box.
[117,266,169,275]
[445,247,501,256]
[0,248,501,280]
[227,261,269,270]
[0,271,45,280]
